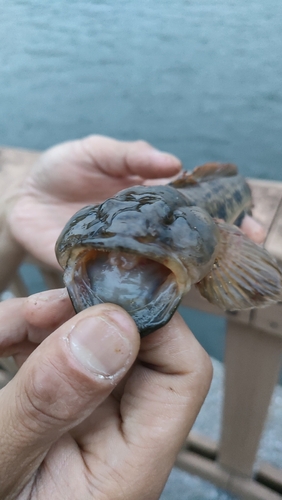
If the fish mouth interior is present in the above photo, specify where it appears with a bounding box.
[84,249,177,313]
[65,248,184,334]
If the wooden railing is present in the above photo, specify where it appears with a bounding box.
[0,148,282,499]
[178,178,282,500]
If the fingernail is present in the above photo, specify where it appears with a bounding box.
[69,312,133,378]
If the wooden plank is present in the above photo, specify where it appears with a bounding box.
[185,432,217,460]
[176,450,230,490]
[265,198,282,261]
[256,463,282,494]
[182,287,253,327]
[248,179,282,231]
[251,305,282,339]
[176,451,282,500]
[226,310,252,325]
[229,474,282,500]
[181,286,225,316]
[219,321,282,476]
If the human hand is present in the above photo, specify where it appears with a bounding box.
[7,136,182,268]
[7,135,265,271]
[0,289,212,500]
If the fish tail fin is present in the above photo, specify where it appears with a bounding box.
[171,162,238,188]
[196,221,282,311]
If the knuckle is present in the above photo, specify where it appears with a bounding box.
[19,358,89,432]
[21,364,68,426]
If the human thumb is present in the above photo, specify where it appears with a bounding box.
[0,303,140,497]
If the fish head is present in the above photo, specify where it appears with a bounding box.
[56,185,220,335]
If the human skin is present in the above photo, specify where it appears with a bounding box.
[0,290,212,500]
[3,135,264,283]
[5,136,183,273]
[0,135,265,499]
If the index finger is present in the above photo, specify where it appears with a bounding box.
[240,214,266,244]
[0,289,74,362]
[81,136,183,179]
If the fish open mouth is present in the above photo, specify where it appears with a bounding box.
[63,247,190,335]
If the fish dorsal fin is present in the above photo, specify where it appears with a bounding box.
[196,221,282,311]
[171,162,238,188]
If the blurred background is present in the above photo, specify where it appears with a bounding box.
[1,0,282,180]
[1,1,282,498]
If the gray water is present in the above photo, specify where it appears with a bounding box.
[1,2,282,499]
[1,0,282,180]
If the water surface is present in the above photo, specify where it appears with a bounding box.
[1,0,282,179]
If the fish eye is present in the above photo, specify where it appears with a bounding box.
[162,212,175,225]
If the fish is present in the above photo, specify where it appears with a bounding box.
[55,162,282,336]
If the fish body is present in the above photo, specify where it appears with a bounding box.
[175,169,252,224]
[56,163,282,336]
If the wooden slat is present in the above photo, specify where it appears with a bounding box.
[218,320,282,476]
[176,450,230,491]
[256,463,282,494]
[229,474,282,500]
[182,287,254,326]
[248,179,282,233]
[181,286,225,316]
[265,198,282,261]
[185,432,217,460]
[176,451,282,500]
[251,304,282,339]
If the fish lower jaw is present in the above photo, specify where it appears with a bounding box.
[63,248,189,335]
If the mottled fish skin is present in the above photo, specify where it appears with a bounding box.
[56,184,221,287]
[173,173,252,224]
[56,164,282,336]
[56,175,252,267]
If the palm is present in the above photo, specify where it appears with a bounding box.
[0,278,212,500]
[8,136,181,268]
[25,393,136,498]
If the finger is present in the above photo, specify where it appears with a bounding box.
[81,135,182,179]
[0,289,73,361]
[124,312,212,442]
[241,214,266,243]
[73,314,212,499]
[0,304,139,496]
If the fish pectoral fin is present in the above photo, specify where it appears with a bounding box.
[196,221,282,311]
[170,162,238,188]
